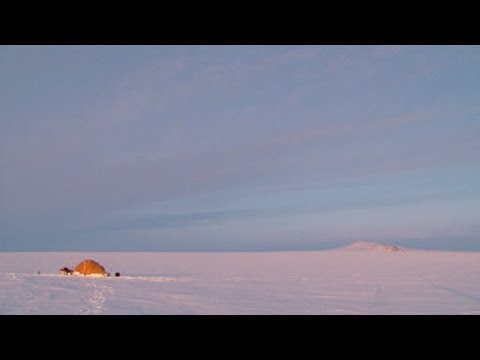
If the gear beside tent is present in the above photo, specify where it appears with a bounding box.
[58,259,120,277]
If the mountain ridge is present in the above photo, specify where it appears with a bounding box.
[340,241,407,252]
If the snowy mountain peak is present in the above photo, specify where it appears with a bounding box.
[342,242,406,252]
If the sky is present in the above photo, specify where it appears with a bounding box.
[1,45,479,251]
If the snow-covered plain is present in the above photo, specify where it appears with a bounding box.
[1,248,480,314]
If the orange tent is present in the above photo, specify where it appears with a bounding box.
[74,259,107,276]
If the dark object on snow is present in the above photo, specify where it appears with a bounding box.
[115,272,121,277]
[59,267,73,275]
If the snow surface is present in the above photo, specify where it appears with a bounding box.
[1,249,480,314]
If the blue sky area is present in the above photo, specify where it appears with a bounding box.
[1,45,479,251]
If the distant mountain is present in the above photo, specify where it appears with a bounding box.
[340,242,407,252]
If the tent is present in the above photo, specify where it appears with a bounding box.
[74,259,107,277]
